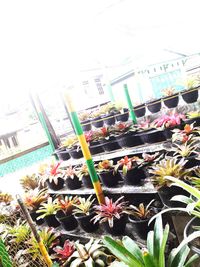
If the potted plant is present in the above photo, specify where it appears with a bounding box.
[73,196,98,233]
[76,164,93,189]
[85,130,104,155]
[181,76,200,103]
[126,199,156,239]
[98,126,121,151]
[64,165,82,190]
[65,238,115,266]
[185,111,200,127]
[115,107,129,122]
[40,162,66,191]
[23,188,48,225]
[146,97,162,113]
[93,196,128,236]
[133,102,146,118]
[97,160,120,187]
[0,192,13,205]
[115,156,146,185]
[62,136,83,159]
[36,197,60,228]
[149,158,191,207]
[100,103,118,125]
[52,239,75,264]
[89,110,104,128]
[78,111,92,132]
[55,196,78,231]
[20,173,40,192]
[103,215,200,267]
[162,87,179,108]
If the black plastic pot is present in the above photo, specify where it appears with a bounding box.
[103,214,128,236]
[163,93,179,108]
[89,141,104,155]
[129,216,155,239]
[30,211,44,226]
[47,178,64,191]
[45,214,60,228]
[119,167,146,185]
[134,104,146,118]
[140,129,166,144]
[65,175,82,190]
[91,116,104,128]
[55,149,70,161]
[100,136,121,152]
[116,132,144,148]
[116,108,129,122]
[184,117,200,127]
[102,113,116,126]
[147,99,161,113]
[185,156,200,169]
[56,211,78,231]
[68,147,83,159]
[99,169,119,187]
[164,123,185,139]
[181,88,199,103]
[75,212,98,233]
[184,217,200,255]
[82,175,93,189]
[81,120,92,132]
[158,185,190,208]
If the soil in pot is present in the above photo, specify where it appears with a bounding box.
[65,175,82,190]
[103,214,127,236]
[56,211,78,231]
[147,99,161,113]
[134,104,146,118]
[47,178,64,191]
[116,132,144,148]
[182,88,199,103]
[140,129,166,144]
[102,113,116,126]
[119,167,146,185]
[82,175,93,189]
[30,211,44,226]
[129,215,155,239]
[45,214,60,228]
[81,120,92,132]
[100,136,121,152]
[158,185,190,208]
[68,146,83,159]
[99,169,119,187]
[55,149,70,161]
[75,212,99,233]
[116,108,129,122]
[91,116,104,128]
[163,93,179,108]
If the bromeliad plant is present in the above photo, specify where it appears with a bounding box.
[103,215,200,267]
[23,188,48,211]
[92,196,128,228]
[170,141,199,158]
[0,192,13,204]
[61,135,78,149]
[76,164,90,180]
[52,239,75,262]
[20,173,40,192]
[153,113,185,129]
[56,196,78,216]
[73,196,95,216]
[115,156,144,176]
[97,160,115,173]
[126,199,155,221]
[36,197,60,219]
[40,162,66,186]
[149,158,191,189]
[162,86,176,96]
[65,165,77,179]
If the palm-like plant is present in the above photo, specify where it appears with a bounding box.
[103,215,200,267]
[93,196,128,228]
[73,196,95,216]
[149,158,191,189]
[36,197,59,219]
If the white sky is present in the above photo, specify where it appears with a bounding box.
[0,0,199,109]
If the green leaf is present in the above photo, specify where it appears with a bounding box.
[103,236,143,267]
[169,245,189,267]
[143,250,157,267]
[170,195,194,205]
[122,236,144,265]
[153,215,163,265]
[184,253,199,267]
[159,223,169,267]
[147,231,154,256]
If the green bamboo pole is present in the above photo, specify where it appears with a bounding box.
[107,83,115,102]
[0,238,12,267]
[63,92,105,204]
[123,84,137,124]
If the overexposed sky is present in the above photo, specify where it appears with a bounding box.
[0,0,199,109]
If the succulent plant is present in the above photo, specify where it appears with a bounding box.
[20,173,39,192]
[93,196,128,228]
[73,196,95,216]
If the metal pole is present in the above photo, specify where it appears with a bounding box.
[63,92,105,204]
[123,84,137,124]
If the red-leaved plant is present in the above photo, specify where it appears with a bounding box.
[92,196,128,227]
[53,240,75,261]
[114,156,144,175]
[153,113,185,128]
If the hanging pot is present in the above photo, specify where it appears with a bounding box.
[89,141,104,155]
[140,129,166,144]
[54,148,70,161]
[181,88,199,103]
[68,146,83,159]
[116,108,129,122]
[102,113,116,126]
[163,93,179,108]
[91,116,104,128]
[100,136,121,152]
[134,104,146,118]
[81,119,92,132]
[147,99,161,113]
[116,132,143,148]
